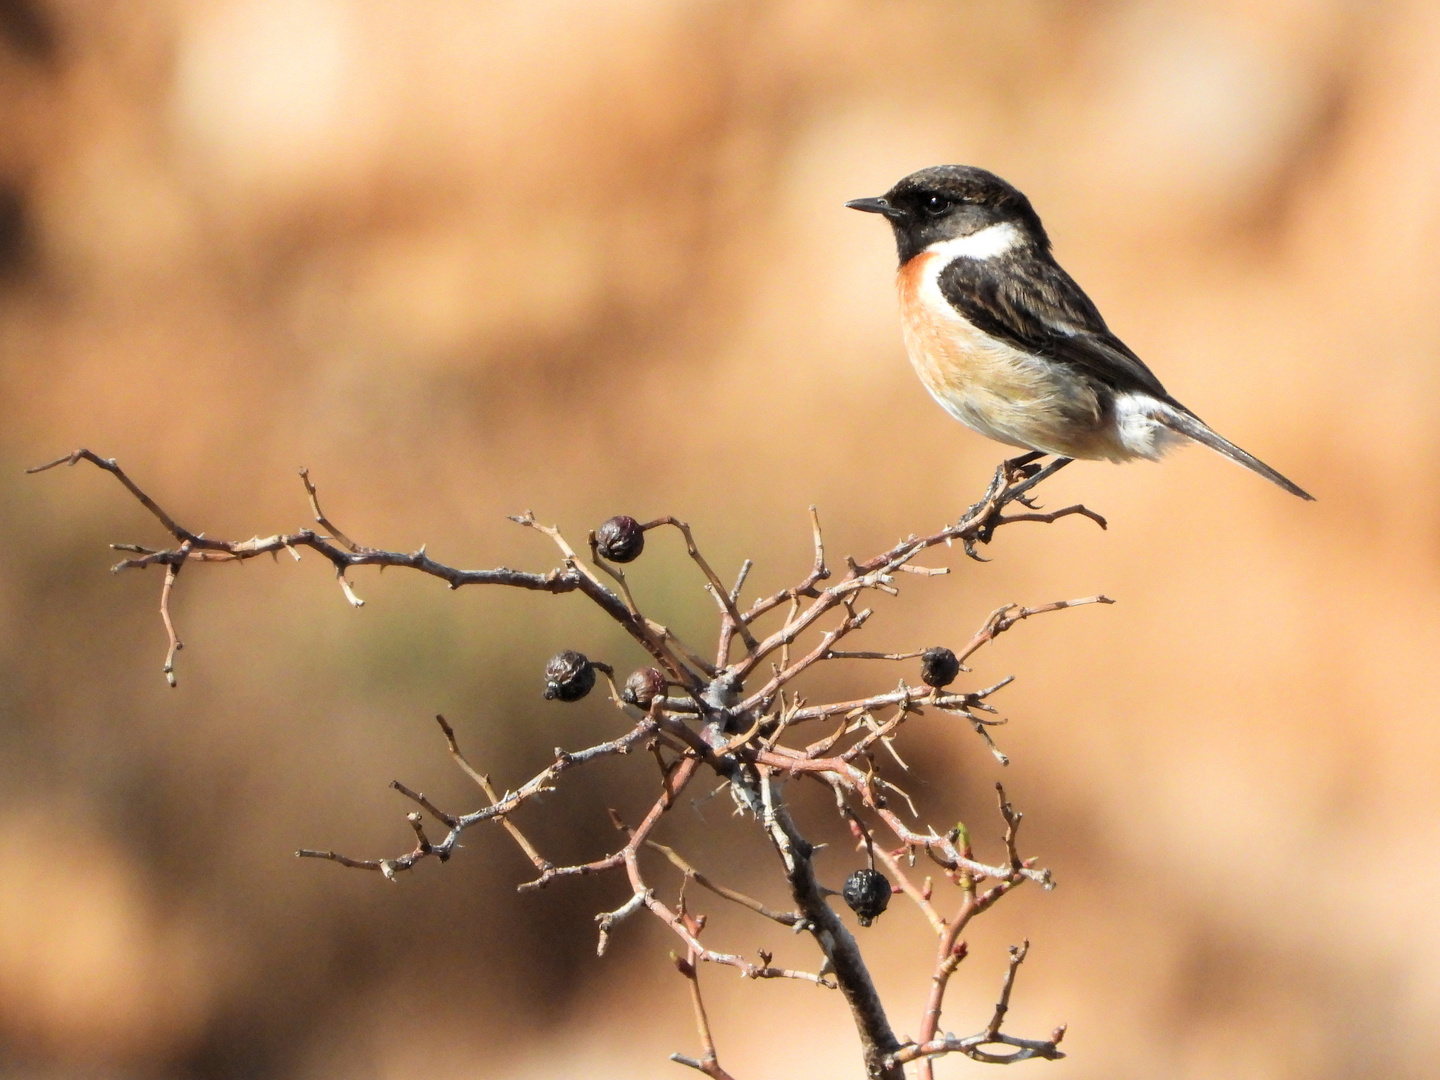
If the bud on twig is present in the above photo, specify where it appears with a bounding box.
[543,650,596,702]
[622,666,667,708]
[920,646,961,689]
[842,868,893,927]
[595,515,645,563]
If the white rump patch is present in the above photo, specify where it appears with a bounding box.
[924,221,1023,263]
[1114,392,1186,460]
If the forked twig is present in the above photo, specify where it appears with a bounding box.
[645,516,760,654]
[956,595,1114,667]
[434,714,550,872]
[670,952,740,1080]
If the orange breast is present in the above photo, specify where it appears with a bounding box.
[894,253,1112,458]
[897,252,1015,412]
[897,253,961,402]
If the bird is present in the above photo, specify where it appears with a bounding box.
[846,165,1313,500]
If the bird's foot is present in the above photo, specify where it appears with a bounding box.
[1000,455,1074,511]
[964,454,1074,561]
[1002,450,1045,482]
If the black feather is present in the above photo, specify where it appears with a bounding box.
[1156,409,1315,500]
[937,250,1172,402]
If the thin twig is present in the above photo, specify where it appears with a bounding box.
[596,890,650,956]
[299,467,365,553]
[644,516,759,653]
[646,841,803,927]
[826,649,926,661]
[159,540,190,687]
[434,714,550,871]
[955,595,1114,667]
[729,559,752,605]
[888,941,1066,1068]
[670,952,740,1080]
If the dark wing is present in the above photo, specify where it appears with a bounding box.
[938,251,1176,403]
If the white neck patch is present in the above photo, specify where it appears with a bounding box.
[924,221,1023,262]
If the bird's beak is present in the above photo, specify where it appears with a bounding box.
[845,196,903,220]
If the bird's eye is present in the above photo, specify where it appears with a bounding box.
[923,195,950,215]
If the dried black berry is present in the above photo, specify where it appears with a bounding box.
[622,666,667,708]
[543,650,596,702]
[842,868,892,927]
[595,515,645,563]
[920,646,961,689]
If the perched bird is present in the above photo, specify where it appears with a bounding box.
[847,165,1313,499]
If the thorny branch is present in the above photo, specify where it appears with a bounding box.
[36,448,1105,1078]
[888,940,1067,1070]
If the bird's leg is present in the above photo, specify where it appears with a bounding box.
[1002,451,1050,503]
[1003,450,1046,479]
[1009,456,1072,509]
[964,454,1075,559]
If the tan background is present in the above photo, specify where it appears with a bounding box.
[0,1,1435,1077]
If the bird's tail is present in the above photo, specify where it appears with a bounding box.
[1159,409,1314,501]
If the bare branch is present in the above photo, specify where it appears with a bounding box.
[757,773,904,1080]
[299,467,364,554]
[434,714,550,872]
[49,450,1095,1079]
[520,755,700,892]
[596,890,650,956]
[644,516,760,653]
[826,649,926,661]
[298,715,664,880]
[646,840,803,927]
[670,952,741,1080]
[955,595,1114,667]
[890,941,1066,1068]
[728,559,752,605]
[28,449,188,538]
[389,780,458,830]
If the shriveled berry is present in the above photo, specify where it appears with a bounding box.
[596,515,645,563]
[920,646,961,689]
[622,667,667,708]
[842,868,892,927]
[543,650,596,702]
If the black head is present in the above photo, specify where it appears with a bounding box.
[846,165,1049,266]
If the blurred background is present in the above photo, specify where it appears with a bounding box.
[0,0,1435,1077]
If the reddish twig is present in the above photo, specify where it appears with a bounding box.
[670,952,741,1080]
[890,941,1066,1068]
[955,595,1114,668]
